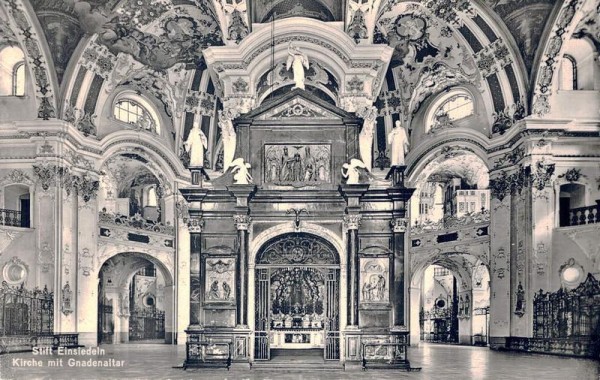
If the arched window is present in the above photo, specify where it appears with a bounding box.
[113,97,160,134]
[0,47,26,96]
[427,91,474,132]
[560,55,577,91]
[12,62,25,96]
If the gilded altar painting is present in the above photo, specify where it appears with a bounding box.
[204,258,235,303]
[360,258,389,303]
[264,144,331,186]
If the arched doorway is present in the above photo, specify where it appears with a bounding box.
[253,232,341,361]
[97,252,174,345]
[410,257,490,346]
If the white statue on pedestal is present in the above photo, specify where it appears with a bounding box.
[218,110,237,172]
[230,158,253,184]
[387,120,409,166]
[286,42,309,90]
[342,159,367,184]
[184,120,208,167]
[358,106,377,171]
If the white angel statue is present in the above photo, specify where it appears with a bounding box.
[218,110,237,172]
[184,120,208,167]
[342,159,368,184]
[286,42,309,90]
[230,158,253,184]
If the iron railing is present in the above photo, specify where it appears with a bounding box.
[0,209,28,228]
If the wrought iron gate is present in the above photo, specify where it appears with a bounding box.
[324,268,340,360]
[129,308,165,340]
[253,233,341,361]
[0,283,53,336]
[98,296,113,344]
[254,268,270,360]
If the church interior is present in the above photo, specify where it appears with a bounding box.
[0,0,599,378]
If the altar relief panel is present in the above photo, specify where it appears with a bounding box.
[264,144,331,187]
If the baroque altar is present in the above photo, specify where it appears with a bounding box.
[180,89,415,367]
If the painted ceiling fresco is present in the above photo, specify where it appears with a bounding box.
[25,0,222,84]
[482,0,557,72]
[20,0,565,89]
[374,3,482,119]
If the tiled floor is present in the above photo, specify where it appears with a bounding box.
[1,343,598,380]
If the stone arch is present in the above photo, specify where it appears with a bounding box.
[406,135,491,186]
[96,251,174,344]
[255,232,341,266]
[409,251,490,345]
[98,132,189,183]
[531,0,597,117]
[0,0,59,119]
[96,250,174,287]
[249,222,345,268]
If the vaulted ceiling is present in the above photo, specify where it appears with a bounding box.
[22,0,561,88]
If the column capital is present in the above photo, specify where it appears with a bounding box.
[390,218,408,233]
[187,217,204,233]
[343,214,362,230]
[233,214,252,230]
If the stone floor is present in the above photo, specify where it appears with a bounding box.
[1,343,598,380]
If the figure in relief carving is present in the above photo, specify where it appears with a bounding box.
[387,120,409,166]
[230,158,253,184]
[218,110,236,172]
[222,281,231,300]
[342,159,367,184]
[184,120,208,167]
[358,106,377,171]
[208,280,220,300]
[286,42,309,90]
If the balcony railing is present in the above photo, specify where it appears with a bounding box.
[99,209,175,235]
[412,210,490,235]
[567,202,600,226]
[0,208,29,228]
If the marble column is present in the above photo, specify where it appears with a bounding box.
[76,188,99,346]
[409,286,421,346]
[187,217,204,326]
[343,214,361,327]
[339,184,369,329]
[227,184,256,328]
[390,217,408,326]
[234,214,251,327]
[175,215,191,344]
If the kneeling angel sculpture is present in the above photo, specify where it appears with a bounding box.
[230,158,253,184]
[342,159,367,184]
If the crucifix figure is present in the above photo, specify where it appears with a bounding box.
[287,208,309,230]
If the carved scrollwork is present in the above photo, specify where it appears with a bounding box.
[257,233,339,265]
[390,218,407,233]
[61,282,73,316]
[233,214,252,230]
[343,214,362,230]
[187,217,204,234]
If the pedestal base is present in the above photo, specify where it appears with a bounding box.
[385,166,407,187]
[189,167,210,186]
